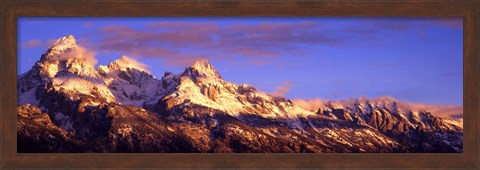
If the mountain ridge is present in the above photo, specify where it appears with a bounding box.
[17,35,463,153]
[292,96,463,120]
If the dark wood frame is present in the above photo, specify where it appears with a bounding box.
[1,0,479,169]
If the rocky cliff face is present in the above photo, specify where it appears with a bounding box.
[317,101,462,152]
[17,35,463,153]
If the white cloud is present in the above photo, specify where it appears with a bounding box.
[113,56,150,73]
[49,45,98,66]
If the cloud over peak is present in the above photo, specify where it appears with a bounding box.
[108,55,150,73]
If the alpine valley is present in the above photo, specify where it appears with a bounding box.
[17,35,463,153]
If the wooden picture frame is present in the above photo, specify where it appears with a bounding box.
[1,0,478,169]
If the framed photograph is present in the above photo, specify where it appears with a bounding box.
[1,0,479,169]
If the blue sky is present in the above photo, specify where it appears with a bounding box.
[17,17,463,105]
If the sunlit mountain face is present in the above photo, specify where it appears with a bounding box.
[17,35,462,153]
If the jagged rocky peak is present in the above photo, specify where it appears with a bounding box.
[319,96,402,113]
[39,35,77,62]
[47,35,77,53]
[182,60,222,79]
[96,56,164,107]
[35,35,98,79]
[99,56,150,74]
[98,56,156,88]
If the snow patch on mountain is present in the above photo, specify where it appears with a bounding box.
[51,76,116,103]
[18,87,39,105]
[99,57,165,107]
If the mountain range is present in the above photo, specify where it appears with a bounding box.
[17,35,463,153]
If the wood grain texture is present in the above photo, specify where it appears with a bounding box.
[1,0,479,169]
[0,0,3,169]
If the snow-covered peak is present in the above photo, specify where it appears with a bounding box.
[191,60,212,69]
[101,56,150,74]
[97,56,164,108]
[48,35,77,53]
[182,60,221,80]
[33,35,100,79]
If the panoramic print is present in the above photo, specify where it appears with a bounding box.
[17,17,463,153]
